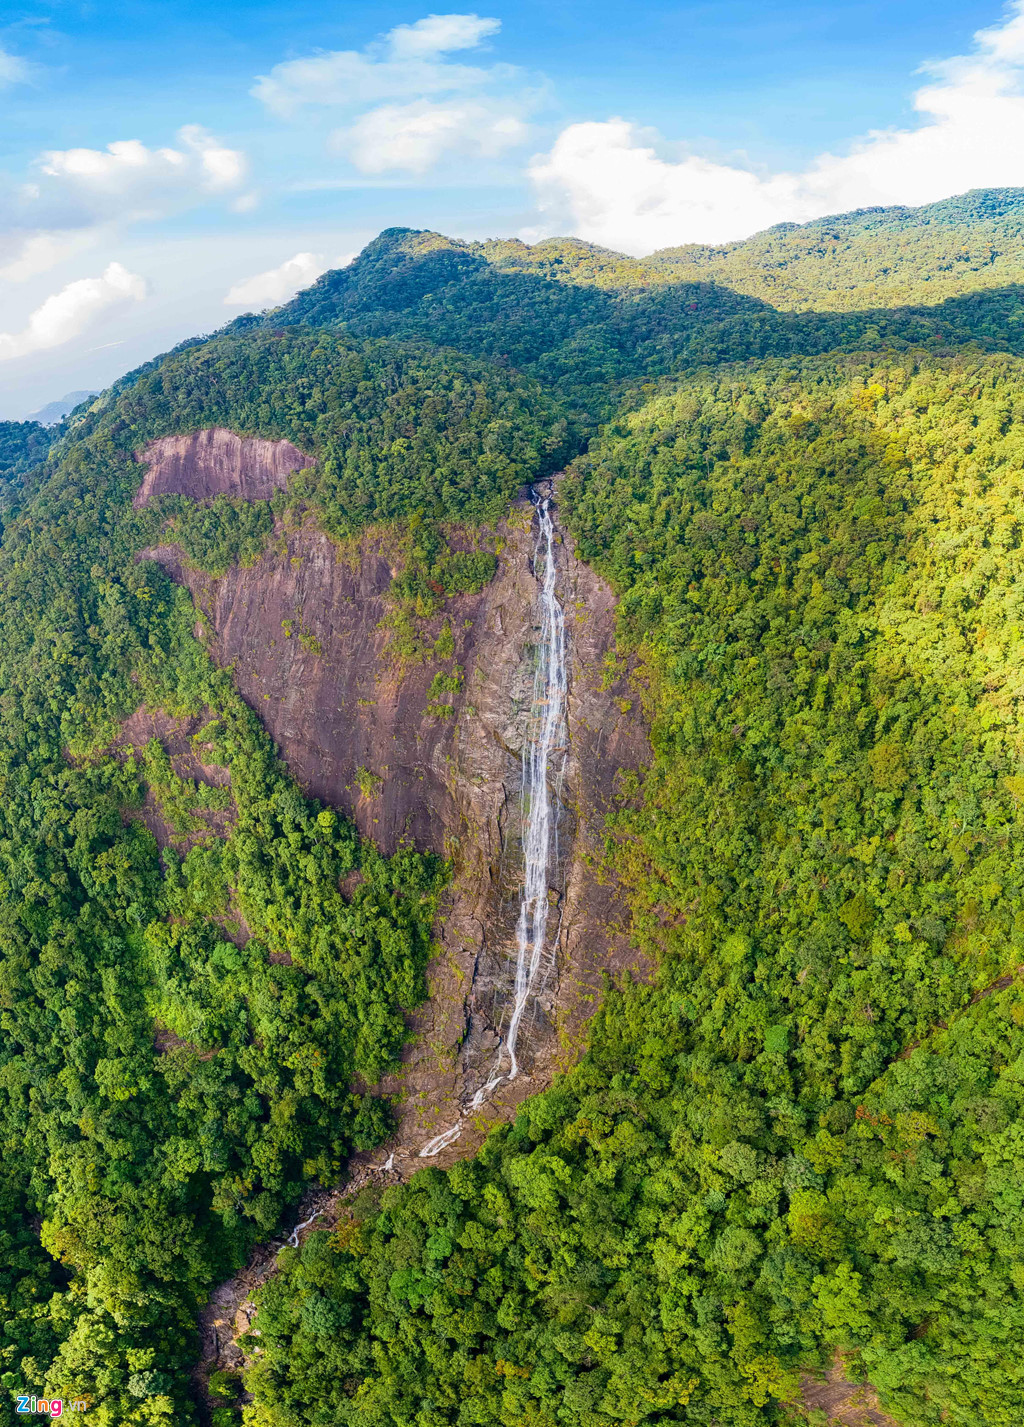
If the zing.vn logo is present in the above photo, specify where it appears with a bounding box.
[16,1397,90,1418]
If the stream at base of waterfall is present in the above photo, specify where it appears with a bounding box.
[419,485,569,1157]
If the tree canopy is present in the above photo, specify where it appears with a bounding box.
[4,192,1024,1426]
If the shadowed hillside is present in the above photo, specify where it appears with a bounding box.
[261,215,1024,421]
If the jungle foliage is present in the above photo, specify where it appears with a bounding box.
[245,297,1024,1423]
[268,208,1024,423]
[646,188,1024,311]
[0,327,560,1423]
[0,419,54,485]
[5,193,1024,1427]
[90,326,570,536]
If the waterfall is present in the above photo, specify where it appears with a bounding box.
[475,488,568,1092]
[420,486,568,1157]
[287,1209,323,1247]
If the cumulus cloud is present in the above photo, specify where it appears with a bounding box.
[223,250,355,308]
[0,127,249,285]
[254,13,529,174]
[385,14,500,59]
[0,263,147,361]
[252,12,510,117]
[40,126,247,211]
[0,230,102,283]
[341,99,526,173]
[528,2,1024,253]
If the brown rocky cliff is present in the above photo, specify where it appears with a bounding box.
[142,468,650,1392]
[142,477,648,1166]
[133,428,314,508]
[176,481,653,1396]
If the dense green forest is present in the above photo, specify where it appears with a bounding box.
[645,188,1024,311]
[4,192,1024,1426]
[0,330,559,1423]
[267,193,1024,423]
[0,420,55,485]
[243,351,1024,1427]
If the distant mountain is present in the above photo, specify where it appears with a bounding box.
[645,186,1024,310]
[27,388,98,426]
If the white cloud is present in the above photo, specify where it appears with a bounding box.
[386,14,500,59]
[0,263,147,360]
[0,47,32,88]
[0,128,246,292]
[527,123,789,251]
[177,124,248,191]
[528,2,1024,254]
[40,126,247,210]
[255,13,529,175]
[224,250,355,308]
[252,12,509,116]
[0,128,250,286]
[341,99,527,173]
[42,139,186,191]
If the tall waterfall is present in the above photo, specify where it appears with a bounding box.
[420,486,568,1157]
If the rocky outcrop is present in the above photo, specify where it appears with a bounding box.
[142,476,649,1171]
[110,705,235,851]
[148,464,650,1399]
[133,428,314,508]
[798,1354,900,1426]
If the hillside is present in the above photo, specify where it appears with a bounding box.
[0,419,55,484]
[1,190,1024,1427]
[246,349,1024,1427]
[265,201,1024,422]
[646,188,1024,311]
[0,329,565,1425]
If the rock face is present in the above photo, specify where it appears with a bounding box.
[110,705,235,851]
[142,467,649,1172]
[133,428,314,509]
[799,1354,900,1427]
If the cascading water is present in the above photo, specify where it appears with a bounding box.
[472,487,568,1099]
[420,486,569,1157]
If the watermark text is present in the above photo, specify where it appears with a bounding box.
[15,1396,90,1418]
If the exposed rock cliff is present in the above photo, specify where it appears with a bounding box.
[133,428,314,508]
[110,704,235,852]
[134,434,649,1387]
[143,472,649,1161]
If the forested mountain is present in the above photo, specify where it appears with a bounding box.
[646,188,1024,311]
[0,332,559,1425]
[0,420,55,484]
[265,205,1024,422]
[3,191,1024,1427]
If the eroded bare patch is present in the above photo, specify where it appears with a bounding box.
[110,705,236,852]
[133,427,314,509]
[798,1353,899,1427]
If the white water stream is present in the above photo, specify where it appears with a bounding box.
[419,487,569,1157]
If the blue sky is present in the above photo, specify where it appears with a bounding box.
[1,0,1022,416]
